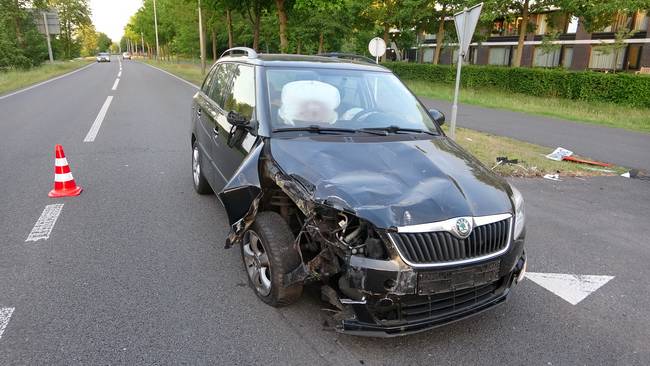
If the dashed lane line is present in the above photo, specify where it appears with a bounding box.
[0,307,15,340]
[112,78,120,90]
[25,204,64,242]
[0,63,95,100]
[83,96,113,142]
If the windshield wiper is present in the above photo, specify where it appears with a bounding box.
[273,125,387,136]
[361,125,438,136]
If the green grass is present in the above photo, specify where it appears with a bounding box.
[140,58,626,177]
[141,58,205,86]
[406,80,650,134]
[0,60,93,95]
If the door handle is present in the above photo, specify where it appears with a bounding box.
[196,107,202,117]
[213,127,219,136]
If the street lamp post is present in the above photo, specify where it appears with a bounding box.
[198,0,206,75]
[153,0,160,60]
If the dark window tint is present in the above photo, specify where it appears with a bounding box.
[207,64,233,107]
[222,64,255,120]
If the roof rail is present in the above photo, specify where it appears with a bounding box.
[317,52,377,64]
[220,47,258,59]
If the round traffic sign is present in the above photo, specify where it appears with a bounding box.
[368,37,386,58]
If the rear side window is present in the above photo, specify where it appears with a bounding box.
[207,64,233,108]
[222,64,256,120]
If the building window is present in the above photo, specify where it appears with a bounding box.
[589,48,625,70]
[536,14,548,35]
[422,48,434,63]
[626,45,642,70]
[633,11,648,31]
[566,16,579,33]
[533,47,561,67]
[561,47,573,68]
[488,47,511,65]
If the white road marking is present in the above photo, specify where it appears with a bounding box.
[526,272,615,305]
[0,307,15,340]
[0,63,95,100]
[112,78,120,90]
[117,71,122,77]
[25,204,64,242]
[84,96,113,142]
[140,62,199,89]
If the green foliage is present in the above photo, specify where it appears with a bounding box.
[0,0,48,70]
[384,62,650,108]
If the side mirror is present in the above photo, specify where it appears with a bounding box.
[227,111,249,127]
[428,108,445,126]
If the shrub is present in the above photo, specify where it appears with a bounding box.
[383,62,650,108]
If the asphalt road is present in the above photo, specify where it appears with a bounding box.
[419,97,650,172]
[1,58,649,365]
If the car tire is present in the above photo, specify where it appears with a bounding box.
[192,141,212,194]
[241,211,303,307]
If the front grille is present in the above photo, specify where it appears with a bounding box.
[371,280,502,323]
[389,218,510,265]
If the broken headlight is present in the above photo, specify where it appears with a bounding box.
[511,186,525,240]
[335,212,387,260]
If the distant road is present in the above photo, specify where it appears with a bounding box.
[420,97,650,171]
[0,57,648,364]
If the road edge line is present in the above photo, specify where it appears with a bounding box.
[0,62,96,101]
[137,61,199,89]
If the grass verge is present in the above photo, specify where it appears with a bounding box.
[407,80,650,134]
[140,59,626,177]
[0,60,93,95]
[140,58,204,86]
[453,127,626,177]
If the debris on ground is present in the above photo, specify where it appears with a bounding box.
[545,147,612,167]
[583,166,616,173]
[621,169,650,180]
[543,173,561,181]
[545,147,573,161]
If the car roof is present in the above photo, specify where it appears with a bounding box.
[217,53,390,72]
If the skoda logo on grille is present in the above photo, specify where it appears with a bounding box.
[454,217,473,238]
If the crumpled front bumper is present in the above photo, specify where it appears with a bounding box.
[336,237,526,337]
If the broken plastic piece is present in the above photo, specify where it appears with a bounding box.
[546,147,573,161]
[543,173,561,181]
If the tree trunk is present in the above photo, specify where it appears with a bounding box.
[433,6,447,64]
[318,32,324,53]
[513,0,530,67]
[275,0,288,53]
[211,28,217,60]
[296,39,302,54]
[253,12,260,51]
[417,30,425,63]
[226,9,233,48]
[382,23,389,62]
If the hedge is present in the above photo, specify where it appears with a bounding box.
[383,62,650,108]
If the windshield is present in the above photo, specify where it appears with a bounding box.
[266,67,437,132]
[99,53,109,56]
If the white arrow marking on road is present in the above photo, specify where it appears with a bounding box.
[26,204,64,242]
[526,272,614,305]
[0,307,15,340]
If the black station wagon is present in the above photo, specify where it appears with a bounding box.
[190,47,527,337]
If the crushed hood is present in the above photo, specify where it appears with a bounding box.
[270,136,513,228]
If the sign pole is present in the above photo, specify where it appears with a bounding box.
[153,0,160,60]
[43,12,54,63]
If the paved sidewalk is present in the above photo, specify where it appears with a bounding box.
[420,97,650,171]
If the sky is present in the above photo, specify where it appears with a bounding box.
[90,0,143,42]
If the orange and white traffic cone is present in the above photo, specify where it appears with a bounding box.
[48,144,82,198]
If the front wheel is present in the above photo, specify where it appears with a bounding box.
[241,211,303,307]
[192,141,212,194]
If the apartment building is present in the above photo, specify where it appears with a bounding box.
[416,10,650,71]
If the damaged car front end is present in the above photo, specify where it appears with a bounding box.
[218,135,526,337]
